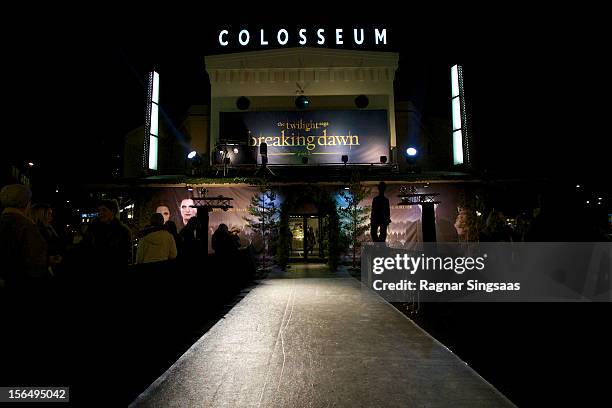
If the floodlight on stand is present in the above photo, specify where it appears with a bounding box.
[380,155,388,164]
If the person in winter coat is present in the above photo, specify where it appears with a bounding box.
[136,213,177,264]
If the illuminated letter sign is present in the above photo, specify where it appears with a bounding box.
[217,27,388,48]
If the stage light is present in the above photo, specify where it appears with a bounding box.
[27,162,34,167]
[355,94,369,109]
[380,155,387,164]
[295,95,310,109]
[187,150,197,159]
[405,147,420,173]
[341,155,349,164]
[233,148,239,154]
[301,156,308,164]
[187,186,193,192]
[236,96,251,110]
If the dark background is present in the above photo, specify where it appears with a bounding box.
[3,7,609,186]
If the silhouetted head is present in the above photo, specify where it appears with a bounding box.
[165,220,178,235]
[217,223,229,233]
[0,184,32,210]
[150,212,164,227]
[378,182,387,194]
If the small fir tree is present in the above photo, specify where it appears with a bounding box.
[244,182,279,270]
[338,172,371,268]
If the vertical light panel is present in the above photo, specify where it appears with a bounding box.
[451,65,459,98]
[149,135,158,170]
[453,130,464,165]
[144,70,159,171]
[450,64,468,166]
[152,71,160,104]
[150,103,159,136]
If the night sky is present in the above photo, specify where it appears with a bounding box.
[3,8,609,186]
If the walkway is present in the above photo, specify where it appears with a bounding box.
[130,264,515,407]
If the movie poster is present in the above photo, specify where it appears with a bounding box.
[139,183,461,254]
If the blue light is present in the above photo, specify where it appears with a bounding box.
[406,147,418,157]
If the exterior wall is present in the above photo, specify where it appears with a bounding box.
[123,126,145,178]
[180,105,210,160]
[205,48,399,164]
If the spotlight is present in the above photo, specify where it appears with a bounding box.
[187,150,197,159]
[405,146,420,173]
[355,94,369,109]
[233,148,239,154]
[301,156,308,164]
[27,162,34,167]
[380,155,388,164]
[236,96,250,110]
[295,95,310,109]
[341,155,349,164]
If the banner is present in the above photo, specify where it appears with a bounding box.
[219,110,390,165]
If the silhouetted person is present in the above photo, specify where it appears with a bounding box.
[230,227,242,249]
[81,199,132,269]
[31,203,63,275]
[0,184,49,291]
[307,226,316,255]
[164,220,183,256]
[212,223,239,256]
[370,181,391,242]
[179,216,199,259]
[136,213,177,264]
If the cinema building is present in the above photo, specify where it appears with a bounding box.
[121,47,473,260]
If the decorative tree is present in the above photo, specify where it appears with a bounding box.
[338,172,371,269]
[244,181,279,270]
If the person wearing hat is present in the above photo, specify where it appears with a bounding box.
[0,184,49,290]
[81,199,132,269]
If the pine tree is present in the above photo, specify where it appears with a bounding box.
[338,172,371,268]
[244,181,279,270]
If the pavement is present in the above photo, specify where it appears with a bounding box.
[130,264,515,407]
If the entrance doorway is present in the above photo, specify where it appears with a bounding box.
[288,215,324,260]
